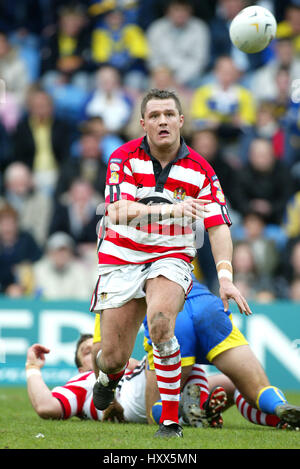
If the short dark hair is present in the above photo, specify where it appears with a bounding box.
[74,333,93,368]
[140,88,183,118]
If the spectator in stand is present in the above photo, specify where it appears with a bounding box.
[124,65,193,141]
[190,56,256,144]
[239,101,286,165]
[32,231,94,300]
[191,128,237,206]
[209,0,266,73]
[41,4,91,90]
[49,178,102,247]
[88,0,140,27]
[0,162,53,248]
[189,127,240,293]
[281,238,300,294]
[82,65,133,134]
[55,131,107,199]
[270,65,300,167]
[232,138,292,225]
[0,30,31,132]
[276,3,300,55]
[146,0,210,88]
[90,6,148,90]
[271,65,292,121]
[251,37,300,103]
[9,29,41,84]
[12,84,72,195]
[234,211,280,278]
[74,116,124,166]
[138,0,218,31]
[232,240,259,301]
[0,203,42,296]
[42,69,90,126]
[0,30,30,106]
[191,56,255,129]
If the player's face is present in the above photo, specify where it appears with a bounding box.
[140,98,184,153]
[77,338,93,372]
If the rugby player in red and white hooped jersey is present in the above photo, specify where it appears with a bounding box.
[90,89,252,438]
[25,337,292,430]
[25,338,148,423]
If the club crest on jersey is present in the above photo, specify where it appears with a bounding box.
[100,292,108,300]
[110,163,120,171]
[216,189,225,203]
[109,171,119,184]
[173,187,186,201]
[213,181,225,203]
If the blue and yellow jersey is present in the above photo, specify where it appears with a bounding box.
[88,0,139,25]
[143,275,248,369]
[276,20,300,54]
[191,84,256,127]
[91,24,148,65]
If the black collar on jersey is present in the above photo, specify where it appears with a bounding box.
[140,136,190,162]
[139,136,190,193]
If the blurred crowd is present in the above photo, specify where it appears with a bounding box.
[1,0,300,303]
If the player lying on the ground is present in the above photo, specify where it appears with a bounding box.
[26,336,217,423]
[25,335,298,430]
[25,336,146,422]
[143,275,300,430]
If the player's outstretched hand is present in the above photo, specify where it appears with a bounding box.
[173,198,211,221]
[219,278,252,316]
[26,344,50,369]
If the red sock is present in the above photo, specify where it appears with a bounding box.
[153,337,181,424]
[107,362,128,382]
[234,390,280,427]
[185,364,209,409]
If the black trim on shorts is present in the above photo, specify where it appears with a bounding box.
[90,276,100,312]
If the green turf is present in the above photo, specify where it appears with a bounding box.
[1,388,300,450]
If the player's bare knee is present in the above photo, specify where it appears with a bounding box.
[148,311,172,343]
[100,349,127,374]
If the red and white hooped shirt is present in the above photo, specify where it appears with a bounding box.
[51,357,147,422]
[97,136,231,270]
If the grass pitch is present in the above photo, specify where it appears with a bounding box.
[1,388,300,450]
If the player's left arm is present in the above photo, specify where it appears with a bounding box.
[208,224,252,316]
[26,344,63,419]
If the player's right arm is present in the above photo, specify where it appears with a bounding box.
[105,146,210,226]
[26,344,63,419]
[107,198,210,225]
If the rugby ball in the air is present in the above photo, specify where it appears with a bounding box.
[229,5,277,54]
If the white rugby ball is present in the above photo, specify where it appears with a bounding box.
[229,5,277,54]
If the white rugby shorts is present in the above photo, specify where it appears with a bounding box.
[90,257,193,312]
